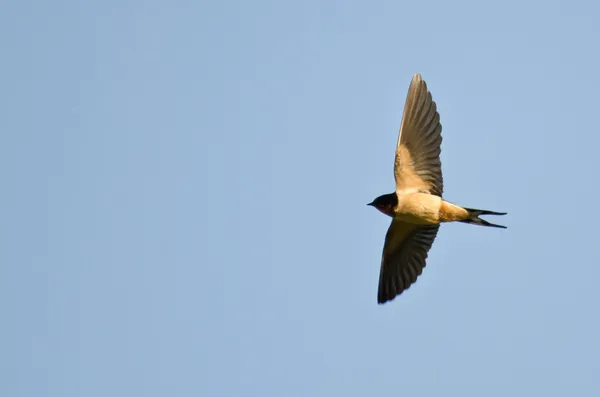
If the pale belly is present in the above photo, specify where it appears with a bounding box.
[395,192,442,225]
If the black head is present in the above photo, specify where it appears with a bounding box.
[367,193,398,217]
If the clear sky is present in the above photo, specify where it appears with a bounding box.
[2,0,600,396]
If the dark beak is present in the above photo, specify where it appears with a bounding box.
[367,202,374,206]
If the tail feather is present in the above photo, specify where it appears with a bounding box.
[460,207,507,229]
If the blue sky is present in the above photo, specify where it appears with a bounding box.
[2,0,600,396]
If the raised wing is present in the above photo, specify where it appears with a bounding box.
[377,219,440,304]
[394,74,444,196]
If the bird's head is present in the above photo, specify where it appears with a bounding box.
[367,193,398,217]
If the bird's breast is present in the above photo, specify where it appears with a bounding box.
[394,193,442,225]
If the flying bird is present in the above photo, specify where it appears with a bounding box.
[368,73,506,304]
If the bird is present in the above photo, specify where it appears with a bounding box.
[368,73,506,304]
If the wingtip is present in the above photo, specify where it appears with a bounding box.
[377,291,391,304]
[377,290,401,305]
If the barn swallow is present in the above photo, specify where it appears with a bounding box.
[368,74,506,304]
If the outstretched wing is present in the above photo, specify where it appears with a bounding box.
[378,218,440,304]
[394,74,444,197]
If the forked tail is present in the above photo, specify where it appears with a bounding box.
[460,207,507,229]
